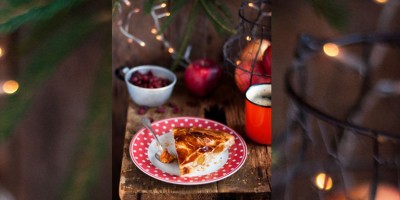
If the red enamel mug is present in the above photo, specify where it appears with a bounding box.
[245,83,271,145]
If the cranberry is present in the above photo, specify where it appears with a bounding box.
[156,106,166,113]
[172,107,179,114]
[148,117,154,123]
[137,106,149,115]
[128,70,171,89]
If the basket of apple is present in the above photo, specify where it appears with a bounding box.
[222,0,271,93]
[233,39,271,93]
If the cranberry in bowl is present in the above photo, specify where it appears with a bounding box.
[116,65,177,107]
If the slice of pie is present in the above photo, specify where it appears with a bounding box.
[172,127,235,176]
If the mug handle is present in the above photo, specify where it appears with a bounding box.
[114,66,130,81]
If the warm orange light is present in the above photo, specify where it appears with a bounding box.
[151,28,157,34]
[315,173,333,191]
[0,47,3,57]
[374,0,387,4]
[246,35,252,41]
[323,43,340,57]
[248,2,254,7]
[3,80,19,94]
[133,8,140,13]
[139,41,146,47]
[168,48,174,54]
[236,60,241,65]
[165,12,171,17]
[156,35,162,40]
[161,3,167,8]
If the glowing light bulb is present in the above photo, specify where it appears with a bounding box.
[3,80,19,94]
[0,47,3,57]
[165,12,171,17]
[323,43,339,57]
[151,28,157,34]
[248,2,254,7]
[139,42,146,47]
[374,0,387,4]
[123,0,131,6]
[236,60,241,65]
[315,173,333,191]
[133,8,140,13]
[156,35,162,41]
[161,3,167,8]
[246,36,252,41]
[168,48,174,54]
[127,38,133,43]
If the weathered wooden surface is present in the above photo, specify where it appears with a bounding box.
[111,1,242,198]
[118,73,271,199]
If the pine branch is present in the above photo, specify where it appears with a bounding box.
[0,0,83,33]
[212,0,234,24]
[171,0,200,70]
[158,0,188,34]
[307,0,348,30]
[60,31,111,200]
[0,12,102,142]
[144,0,156,13]
[200,0,236,34]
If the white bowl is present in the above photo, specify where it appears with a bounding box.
[120,65,177,107]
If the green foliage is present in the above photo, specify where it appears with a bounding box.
[140,0,235,69]
[0,0,83,33]
[60,30,111,199]
[0,7,101,141]
[307,0,348,30]
[171,0,200,70]
[0,1,111,198]
[143,0,156,13]
[200,0,236,35]
[158,0,188,35]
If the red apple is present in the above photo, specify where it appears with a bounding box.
[262,45,271,75]
[235,61,271,93]
[184,58,223,97]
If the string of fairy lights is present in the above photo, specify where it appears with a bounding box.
[308,0,400,193]
[115,0,192,67]
[115,0,273,68]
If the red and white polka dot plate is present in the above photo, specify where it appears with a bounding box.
[129,117,248,185]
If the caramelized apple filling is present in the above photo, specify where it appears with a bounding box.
[160,149,176,163]
[173,127,235,176]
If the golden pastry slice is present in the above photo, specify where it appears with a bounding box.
[172,127,235,176]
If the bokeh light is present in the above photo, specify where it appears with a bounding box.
[374,0,387,4]
[3,80,19,94]
[246,35,252,41]
[323,43,340,57]
[315,173,333,191]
